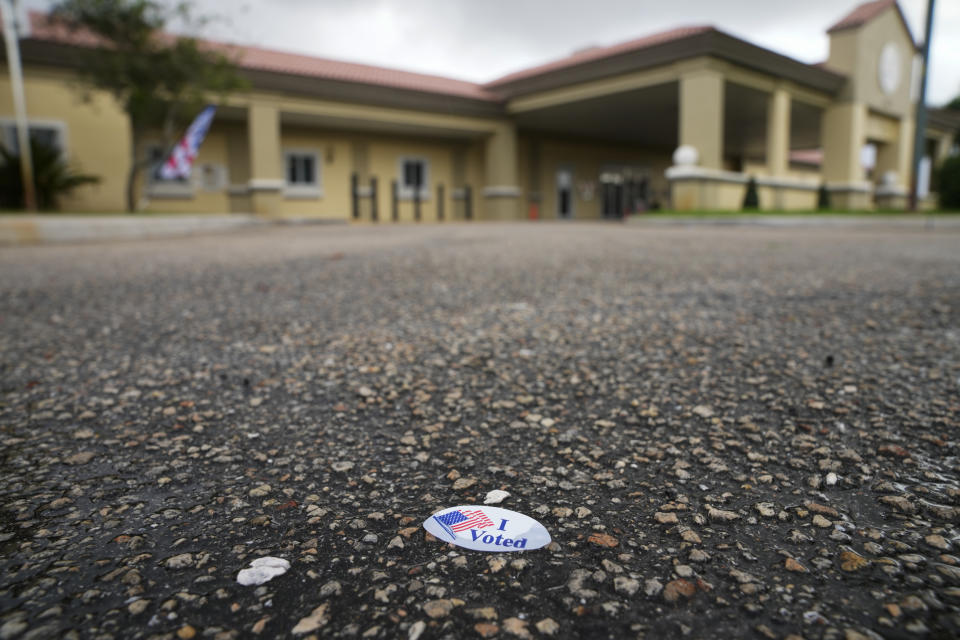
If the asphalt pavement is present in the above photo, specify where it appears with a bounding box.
[1,222,958,640]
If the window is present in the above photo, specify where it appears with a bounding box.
[146,144,188,183]
[199,164,228,191]
[1,122,65,155]
[145,143,193,198]
[286,152,316,185]
[284,150,322,198]
[399,156,429,199]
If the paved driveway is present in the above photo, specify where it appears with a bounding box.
[1,223,958,639]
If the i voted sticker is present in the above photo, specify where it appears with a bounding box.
[423,506,551,552]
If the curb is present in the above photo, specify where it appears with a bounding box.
[625,214,960,229]
[0,214,269,247]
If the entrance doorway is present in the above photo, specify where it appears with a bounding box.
[600,166,649,218]
[556,168,573,218]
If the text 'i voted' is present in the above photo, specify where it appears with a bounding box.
[423,506,551,552]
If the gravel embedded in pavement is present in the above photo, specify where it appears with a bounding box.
[1,222,958,639]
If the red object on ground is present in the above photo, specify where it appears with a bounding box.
[528,203,539,220]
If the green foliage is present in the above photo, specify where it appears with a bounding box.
[939,155,960,210]
[947,95,960,146]
[742,176,759,211]
[52,0,246,132]
[0,139,100,210]
[817,183,830,210]
[51,0,247,210]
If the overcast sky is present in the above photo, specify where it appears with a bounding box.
[22,0,960,105]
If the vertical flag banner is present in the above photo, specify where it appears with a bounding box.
[159,105,216,180]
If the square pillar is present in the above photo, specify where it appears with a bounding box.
[875,132,908,210]
[766,87,791,210]
[874,115,912,209]
[226,125,251,213]
[822,102,870,209]
[766,87,790,176]
[679,70,724,169]
[896,116,914,188]
[483,124,521,220]
[247,103,283,216]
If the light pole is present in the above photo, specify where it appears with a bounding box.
[1,0,36,211]
[908,0,935,212]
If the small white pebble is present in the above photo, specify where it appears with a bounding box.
[484,490,510,505]
[237,557,290,586]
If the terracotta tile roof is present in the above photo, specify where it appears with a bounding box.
[221,42,501,101]
[16,10,842,102]
[23,11,502,102]
[25,10,108,47]
[827,0,896,33]
[484,25,713,88]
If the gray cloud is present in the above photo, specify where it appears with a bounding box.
[20,0,960,103]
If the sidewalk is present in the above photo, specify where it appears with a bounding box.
[3,213,959,247]
[0,213,268,246]
[627,213,960,229]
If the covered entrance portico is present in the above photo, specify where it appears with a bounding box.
[512,80,677,218]
[483,2,934,213]
[489,28,846,214]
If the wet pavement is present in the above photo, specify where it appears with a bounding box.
[1,222,958,640]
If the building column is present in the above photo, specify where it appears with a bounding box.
[896,116,914,189]
[483,124,521,220]
[871,114,912,209]
[766,87,790,176]
[226,126,251,213]
[821,102,870,209]
[247,103,283,216]
[679,69,724,169]
[766,86,791,209]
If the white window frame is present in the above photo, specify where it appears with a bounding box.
[397,155,430,200]
[144,142,194,199]
[0,118,69,157]
[198,163,229,192]
[283,148,322,199]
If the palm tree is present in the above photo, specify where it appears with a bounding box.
[0,138,100,210]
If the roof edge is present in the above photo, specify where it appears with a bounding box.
[484,25,714,89]
[19,10,504,104]
[484,27,846,100]
[927,107,960,133]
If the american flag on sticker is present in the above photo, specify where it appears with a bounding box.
[432,509,495,540]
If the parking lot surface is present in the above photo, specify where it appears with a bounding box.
[1,222,958,639]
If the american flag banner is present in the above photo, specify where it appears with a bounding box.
[158,105,216,181]
[432,509,495,540]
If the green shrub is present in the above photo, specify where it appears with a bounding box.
[817,183,830,210]
[939,155,960,210]
[742,176,759,210]
[0,139,100,210]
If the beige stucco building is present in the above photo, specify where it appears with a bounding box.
[1,0,958,217]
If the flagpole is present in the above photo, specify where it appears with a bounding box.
[908,0,935,212]
[1,0,37,211]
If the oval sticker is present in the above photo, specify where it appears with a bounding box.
[423,506,551,552]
